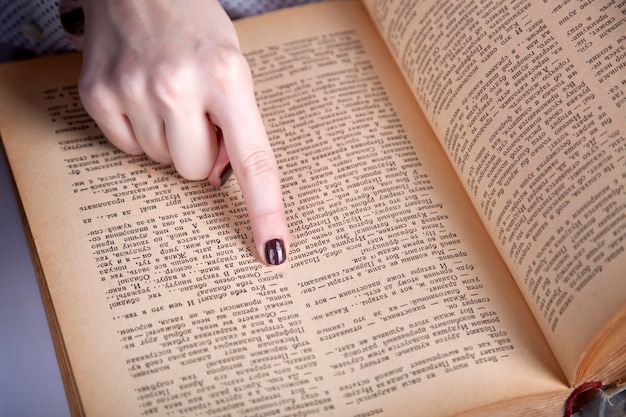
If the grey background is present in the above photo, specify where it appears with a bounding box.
[0,45,70,417]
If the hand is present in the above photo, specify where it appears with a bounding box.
[78,0,288,264]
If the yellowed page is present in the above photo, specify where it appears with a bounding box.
[362,0,626,385]
[0,2,567,416]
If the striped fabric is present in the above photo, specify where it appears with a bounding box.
[0,0,322,55]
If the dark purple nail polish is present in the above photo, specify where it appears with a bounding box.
[219,163,232,186]
[265,239,286,265]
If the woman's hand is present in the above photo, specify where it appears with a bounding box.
[79,0,288,264]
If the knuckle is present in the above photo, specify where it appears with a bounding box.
[79,67,144,110]
[151,62,192,106]
[176,165,207,182]
[116,68,148,102]
[146,144,172,165]
[78,74,110,113]
[238,148,278,181]
[209,47,252,90]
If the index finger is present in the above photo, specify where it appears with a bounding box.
[209,62,289,265]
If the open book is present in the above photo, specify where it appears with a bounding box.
[0,0,625,416]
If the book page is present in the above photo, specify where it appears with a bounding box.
[0,2,567,417]
[363,0,626,384]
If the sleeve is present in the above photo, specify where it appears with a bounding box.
[0,0,77,55]
[219,0,324,19]
[0,0,326,56]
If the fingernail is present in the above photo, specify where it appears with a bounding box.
[219,163,232,186]
[265,239,286,265]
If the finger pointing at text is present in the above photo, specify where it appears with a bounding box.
[78,0,289,265]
